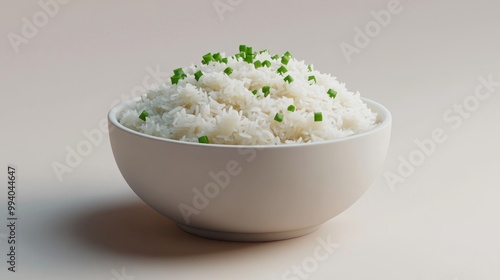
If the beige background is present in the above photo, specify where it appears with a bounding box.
[1,0,500,279]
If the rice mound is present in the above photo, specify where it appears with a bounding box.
[119,47,378,145]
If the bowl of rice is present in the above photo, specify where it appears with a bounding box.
[108,46,391,241]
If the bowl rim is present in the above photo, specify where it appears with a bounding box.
[108,96,392,149]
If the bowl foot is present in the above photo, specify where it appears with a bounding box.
[177,224,322,242]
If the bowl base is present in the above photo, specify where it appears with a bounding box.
[177,224,321,242]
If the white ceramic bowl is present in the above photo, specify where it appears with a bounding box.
[108,98,391,242]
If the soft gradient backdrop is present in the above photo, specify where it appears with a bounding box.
[1,0,499,279]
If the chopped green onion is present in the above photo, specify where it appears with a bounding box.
[284,75,294,83]
[277,66,288,75]
[173,68,184,76]
[271,54,279,60]
[314,112,323,122]
[262,60,271,67]
[308,64,313,72]
[198,136,209,144]
[281,55,290,65]
[327,88,337,98]
[245,46,253,55]
[213,52,222,62]
[173,68,187,79]
[244,54,253,63]
[202,53,213,64]
[171,75,182,84]
[252,89,258,95]
[262,86,270,96]
[224,67,233,75]
[287,105,296,112]
[283,51,292,57]
[254,60,262,68]
[239,44,246,52]
[139,110,148,121]
[259,49,269,54]
[308,75,316,84]
[221,57,228,64]
[274,113,284,122]
[194,70,203,81]
[234,53,242,60]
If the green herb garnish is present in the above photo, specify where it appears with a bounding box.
[198,136,209,144]
[314,112,323,122]
[245,46,253,55]
[224,67,233,75]
[262,86,271,96]
[202,53,213,64]
[277,66,288,75]
[139,110,148,121]
[173,68,184,76]
[194,70,203,81]
[244,54,253,63]
[274,113,284,122]
[213,52,222,62]
[171,75,182,84]
[327,88,337,98]
[281,55,290,65]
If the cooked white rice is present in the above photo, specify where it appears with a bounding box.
[119,48,378,145]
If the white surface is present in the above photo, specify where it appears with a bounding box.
[1,0,499,279]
